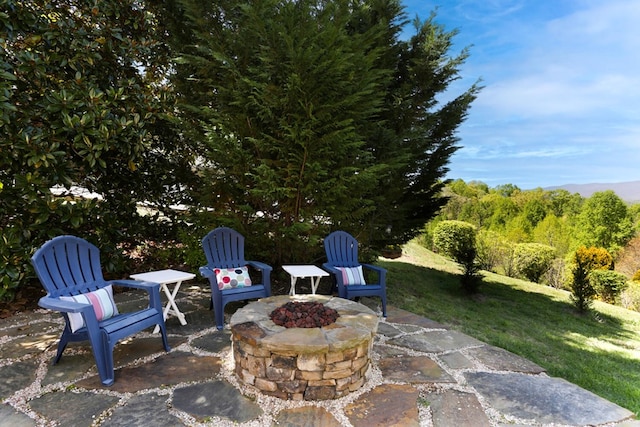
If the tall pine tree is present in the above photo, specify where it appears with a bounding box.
[170,0,480,265]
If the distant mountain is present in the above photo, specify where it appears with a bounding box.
[545,180,640,202]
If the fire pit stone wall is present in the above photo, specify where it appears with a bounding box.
[230,295,379,400]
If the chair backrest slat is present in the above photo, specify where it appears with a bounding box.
[31,236,105,297]
[324,231,359,267]
[202,227,247,269]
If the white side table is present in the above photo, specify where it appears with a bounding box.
[282,265,330,296]
[130,269,196,333]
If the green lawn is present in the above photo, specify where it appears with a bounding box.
[379,241,640,417]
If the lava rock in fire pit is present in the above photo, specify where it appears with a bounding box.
[270,301,339,328]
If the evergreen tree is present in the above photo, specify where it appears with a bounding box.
[171,0,480,264]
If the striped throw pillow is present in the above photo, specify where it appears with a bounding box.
[336,266,366,286]
[60,285,119,332]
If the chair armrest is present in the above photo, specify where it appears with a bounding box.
[322,264,340,275]
[247,261,272,272]
[199,266,215,279]
[109,279,160,292]
[38,296,90,313]
[361,264,387,284]
[361,264,386,274]
[109,279,163,311]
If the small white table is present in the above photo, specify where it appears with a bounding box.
[130,269,196,333]
[282,265,330,296]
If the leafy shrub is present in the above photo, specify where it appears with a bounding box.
[570,251,595,312]
[433,220,477,261]
[513,243,556,283]
[620,281,640,312]
[574,246,614,271]
[543,258,567,289]
[568,246,618,312]
[433,220,482,292]
[476,230,505,272]
[588,270,628,304]
[458,245,482,293]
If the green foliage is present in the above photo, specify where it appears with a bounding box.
[569,250,596,312]
[575,190,635,255]
[568,246,619,311]
[532,214,572,257]
[427,180,640,311]
[170,0,480,267]
[475,229,517,277]
[433,220,477,261]
[458,245,482,293]
[512,243,556,283]
[433,220,481,291]
[543,257,567,289]
[633,270,640,282]
[0,1,192,300]
[575,246,614,271]
[475,230,504,272]
[621,281,640,312]
[588,270,628,304]
[504,215,533,243]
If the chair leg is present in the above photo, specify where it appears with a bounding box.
[101,341,116,387]
[53,330,71,364]
[214,305,224,330]
[82,323,114,386]
[157,320,171,352]
[211,294,225,330]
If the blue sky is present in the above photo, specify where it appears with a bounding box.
[402,0,640,189]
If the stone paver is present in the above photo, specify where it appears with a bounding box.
[272,406,343,427]
[425,389,492,427]
[28,390,119,426]
[0,360,39,400]
[465,371,636,425]
[389,329,484,353]
[100,394,182,427]
[438,351,475,369]
[191,330,232,353]
[76,351,221,392]
[172,381,263,423]
[377,355,455,383]
[468,344,546,373]
[0,332,58,359]
[0,403,36,427]
[345,383,421,427]
[0,289,636,427]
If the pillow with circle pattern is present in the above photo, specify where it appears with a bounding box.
[215,266,252,290]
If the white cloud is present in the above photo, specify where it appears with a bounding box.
[404,0,640,187]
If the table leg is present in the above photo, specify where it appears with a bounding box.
[153,281,187,333]
[167,280,187,325]
[289,276,298,296]
[310,276,321,294]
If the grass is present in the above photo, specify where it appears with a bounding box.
[378,240,640,417]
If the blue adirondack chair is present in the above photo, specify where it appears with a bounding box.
[322,230,387,317]
[200,227,272,330]
[31,235,170,386]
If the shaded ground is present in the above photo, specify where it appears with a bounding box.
[0,282,44,319]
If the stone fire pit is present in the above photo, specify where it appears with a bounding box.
[230,295,379,400]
